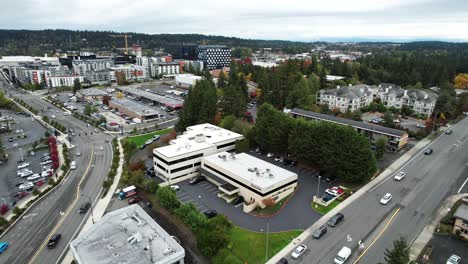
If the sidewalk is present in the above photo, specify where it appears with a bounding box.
[60,137,124,264]
[267,136,433,264]
[410,193,468,260]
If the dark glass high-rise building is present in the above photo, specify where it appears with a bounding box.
[197,45,231,70]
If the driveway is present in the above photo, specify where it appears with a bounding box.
[174,152,334,232]
[429,234,468,263]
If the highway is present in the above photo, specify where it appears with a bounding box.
[0,77,113,264]
[284,117,468,264]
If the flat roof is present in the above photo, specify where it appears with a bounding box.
[454,204,468,222]
[154,124,243,159]
[203,152,297,191]
[110,98,159,117]
[78,88,108,97]
[70,204,184,264]
[290,108,407,138]
[117,86,184,107]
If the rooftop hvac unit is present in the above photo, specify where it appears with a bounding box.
[266,168,270,173]
[269,173,274,178]
[256,171,260,176]
[230,153,236,159]
[163,247,174,255]
[248,168,255,172]
[222,155,227,161]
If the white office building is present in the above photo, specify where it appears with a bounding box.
[150,61,180,77]
[174,74,202,88]
[201,152,298,213]
[70,204,185,264]
[153,124,244,184]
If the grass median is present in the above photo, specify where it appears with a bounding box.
[311,199,341,215]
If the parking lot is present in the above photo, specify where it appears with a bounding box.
[0,110,48,150]
[429,235,468,263]
[362,112,427,132]
[171,151,336,232]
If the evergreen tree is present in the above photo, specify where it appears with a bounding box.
[382,237,414,264]
[73,78,82,94]
[217,70,228,89]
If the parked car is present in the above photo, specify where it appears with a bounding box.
[416,123,426,128]
[76,151,81,156]
[99,146,104,151]
[445,130,453,135]
[47,234,62,249]
[291,244,307,259]
[322,193,335,202]
[78,202,91,214]
[204,210,217,219]
[394,171,406,181]
[170,185,180,191]
[276,258,288,264]
[325,187,344,197]
[274,156,282,162]
[424,148,433,155]
[312,225,327,239]
[70,161,76,170]
[128,197,142,205]
[17,162,30,169]
[18,182,34,191]
[446,254,461,264]
[380,193,393,205]
[327,213,344,227]
[189,176,206,185]
[41,160,52,165]
[18,169,33,178]
[326,176,337,183]
[232,196,244,206]
[0,242,9,254]
[27,173,41,181]
[334,246,352,264]
[266,153,274,158]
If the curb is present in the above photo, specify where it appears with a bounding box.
[248,189,298,218]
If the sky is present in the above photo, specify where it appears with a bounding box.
[1,0,468,42]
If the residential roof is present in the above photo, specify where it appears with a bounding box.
[117,86,184,108]
[203,152,298,192]
[290,108,408,138]
[454,204,468,222]
[70,204,185,264]
[110,98,159,117]
[320,84,373,100]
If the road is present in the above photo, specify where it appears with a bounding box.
[282,117,468,264]
[0,77,113,264]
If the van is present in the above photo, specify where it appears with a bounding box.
[70,161,76,170]
[334,246,352,264]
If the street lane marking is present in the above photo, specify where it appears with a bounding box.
[28,149,95,264]
[458,177,468,194]
[353,207,401,264]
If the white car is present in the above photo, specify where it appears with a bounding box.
[18,169,33,177]
[145,139,153,145]
[41,160,52,165]
[41,169,53,177]
[19,182,34,191]
[394,171,406,181]
[76,151,81,156]
[416,123,426,128]
[291,244,307,259]
[51,115,56,119]
[70,161,76,170]
[170,185,180,191]
[380,193,393,205]
[266,153,274,158]
[18,162,30,169]
[447,254,461,264]
[99,146,104,151]
[27,173,41,181]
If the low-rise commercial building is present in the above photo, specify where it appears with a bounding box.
[76,88,108,101]
[201,152,298,213]
[116,86,184,109]
[153,124,244,184]
[453,199,468,239]
[290,108,409,150]
[109,98,160,121]
[70,204,185,264]
[174,74,202,88]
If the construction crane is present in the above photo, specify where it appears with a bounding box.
[110,33,132,55]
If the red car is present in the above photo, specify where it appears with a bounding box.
[325,187,344,197]
[128,197,142,205]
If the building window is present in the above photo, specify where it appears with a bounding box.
[154,152,204,166]
[217,141,236,149]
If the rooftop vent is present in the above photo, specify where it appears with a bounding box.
[112,252,120,258]
[269,173,274,178]
[127,232,143,245]
[256,171,260,176]
[163,247,174,255]
[194,134,205,143]
[230,153,236,159]
[266,168,270,173]
[248,168,255,172]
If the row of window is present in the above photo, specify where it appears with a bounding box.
[216,141,236,149]
[154,152,204,166]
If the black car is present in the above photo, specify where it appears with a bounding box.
[424,148,433,155]
[78,202,91,214]
[232,196,244,206]
[326,176,336,183]
[277,258,289,264]
[327,213,344,227]
[189,176,206,185]
[312,225,327,239]
[204,210,217,219]
[47,234,62,249]
[445,130,453,135]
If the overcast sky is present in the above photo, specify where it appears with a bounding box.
[1,0,468,42]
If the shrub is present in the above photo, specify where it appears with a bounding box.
[0,204,9,215]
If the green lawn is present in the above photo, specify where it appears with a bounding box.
[127,128,173,148]
[252,194,292,216]
[311,199,341,215]
[213,227,302,264]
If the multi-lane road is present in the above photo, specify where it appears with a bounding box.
[276,116,468,264]
[0,77,113,264]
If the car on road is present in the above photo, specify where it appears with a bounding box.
[416,123,426,128]
[76,151,81,156]
[17,162,30,169]
[0,242,9,254]
[394,171,406,181]
[334,246,352,264]
[380,193,393,205]
[170,185,180,191]
[445,130,453,135]
[446,254,461,264]
[189,176,206,185]
[424,148,433,155]
[128,197,142,205]
[327,213,344,227]
[51,115,56,119]
[27,173,41,181]
[78,202,91,214]
[47,234,61,249]
[312,225,327,239]
[41,159,52,165]
[291,244,307,259]
[204,210,218,219]
[70,161,76,170]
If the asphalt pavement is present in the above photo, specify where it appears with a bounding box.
[0,77,113,264]
[277,117,468,264]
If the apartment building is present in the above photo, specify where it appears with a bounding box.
[150,61,180,77]
[48,75,84,88]
[72,58,114,76]
[197,45,231,70]
[378,85,438,117]
[201,152,298,213]
[110,64,148,82]
[317,84,375,112]
[153,124,244,184]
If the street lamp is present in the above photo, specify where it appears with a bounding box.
[317,175,322,198]
[81,194,95,224]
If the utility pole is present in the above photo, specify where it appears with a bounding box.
[317,175,322,197]
[431,111,437,134]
